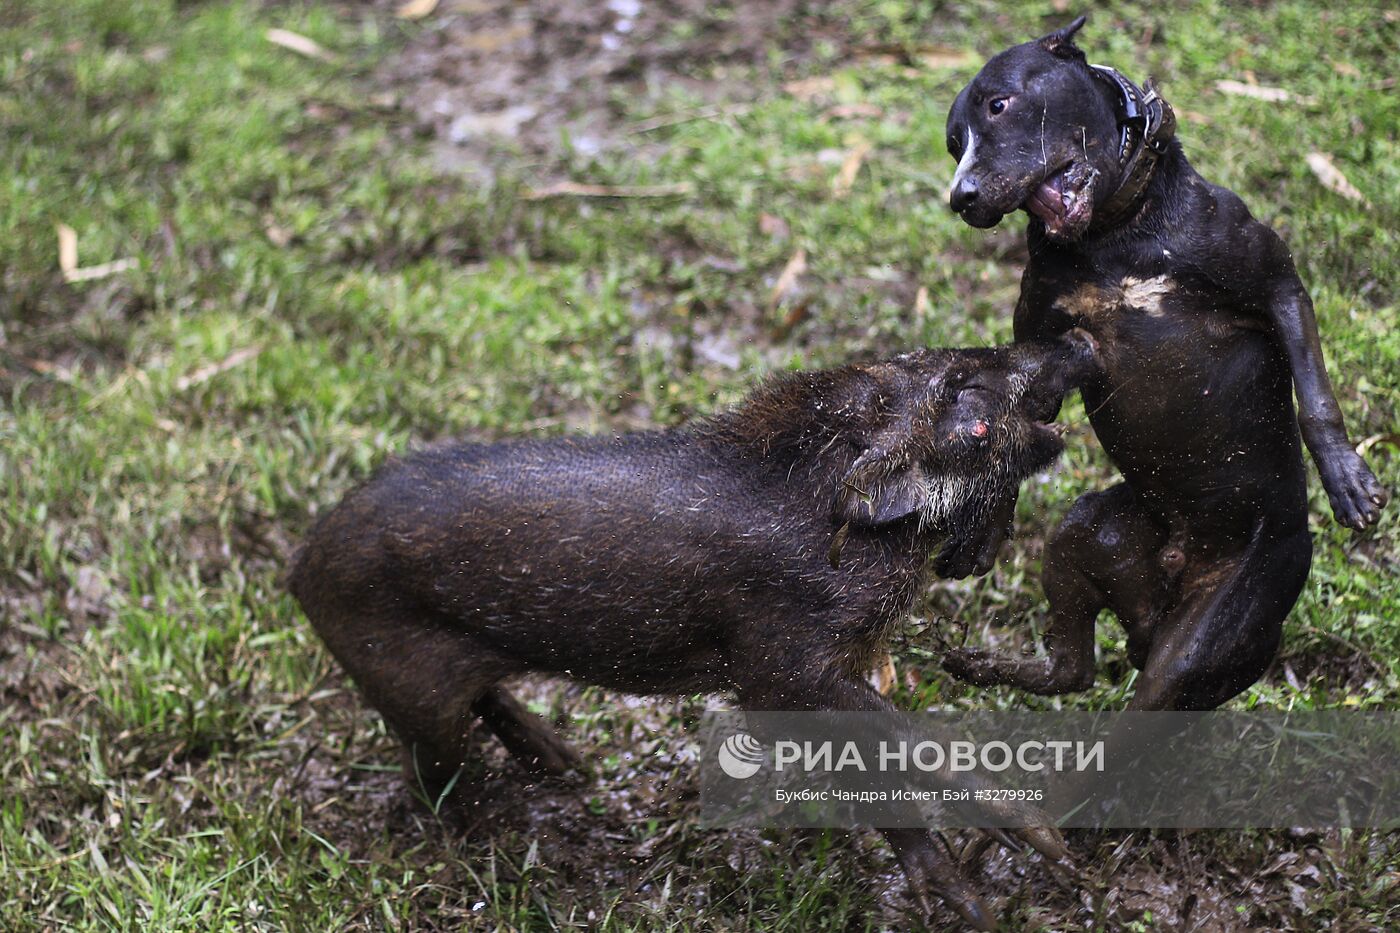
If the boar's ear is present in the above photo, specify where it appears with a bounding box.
[834,448,927,528]
[1039,15,1087,61]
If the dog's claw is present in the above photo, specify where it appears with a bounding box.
[1322,449,1387,531]
[955,896,998,932]
[898,838,998,931]
[930,883,997,932]
[961,834,996,867]
[984,826,1021,852]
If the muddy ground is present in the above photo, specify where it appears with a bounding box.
[381,0,858,179]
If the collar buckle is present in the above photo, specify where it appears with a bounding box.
[1087,63,1177,230]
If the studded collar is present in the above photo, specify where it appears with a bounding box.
[1088,64,1177,230]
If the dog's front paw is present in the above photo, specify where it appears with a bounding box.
[1322,448,1388,530]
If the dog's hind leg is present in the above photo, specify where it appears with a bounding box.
[943,482,1168,694]
[1045,518,1311,815]
[1128,517,1311,711]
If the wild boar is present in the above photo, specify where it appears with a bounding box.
[290,330,1097,929]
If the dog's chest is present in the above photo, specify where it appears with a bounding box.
[1018,258,1288,491]
[1021,261,1259,366]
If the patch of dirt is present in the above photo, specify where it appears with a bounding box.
[0,270,147,403]
[0,593,78,717]
[376,0,844,181]
[1268,642,1389,698]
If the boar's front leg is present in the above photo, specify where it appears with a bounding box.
[734,654,1065,931]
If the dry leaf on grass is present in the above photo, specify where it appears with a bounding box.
[57,224,78,277]
[783,76,836,101]
[628,104,736,135]
[775,302,810,339]
[395,0,439,20]
[913,285,930,320]
[522,182,692,200]
[65,259,137,283]
[266,28,336,62]
[23,358,76,381]
[265,222,293,248]
[915,47,975,69]
[1214,79,1311,104]
[767,248,807,314]
[176,345,264,392]
[783,161,827,183]
[56,224,137,283]
[758,213,790,241]
[1358,433,1400,455]
[831,140,872,197]
[1305,152,1369,206]
[459,24,531,53]
[823,103,883,121]
[850,43,974,70]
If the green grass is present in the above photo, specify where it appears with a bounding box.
[1,1,1397,929]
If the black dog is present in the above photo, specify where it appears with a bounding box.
[938,16,1387,711]
[291,334,1098,930]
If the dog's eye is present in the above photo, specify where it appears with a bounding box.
[947,136,962,158]
[988,97,1008,116]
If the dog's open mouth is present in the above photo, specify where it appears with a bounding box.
[1024,161,1099,239]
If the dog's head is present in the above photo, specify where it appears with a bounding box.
[945,15,1123,240]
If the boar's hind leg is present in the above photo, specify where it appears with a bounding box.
[473,686,583,777]
[313,601,579,793]
[311,611,515,799]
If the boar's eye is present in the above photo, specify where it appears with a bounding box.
[957,378,996,399]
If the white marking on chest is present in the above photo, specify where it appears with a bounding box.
[1119,275,1176,316]
[1051,275,1177,322]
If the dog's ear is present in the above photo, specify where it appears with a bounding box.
[834,446,927,527]
[1039,14,1088,61]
